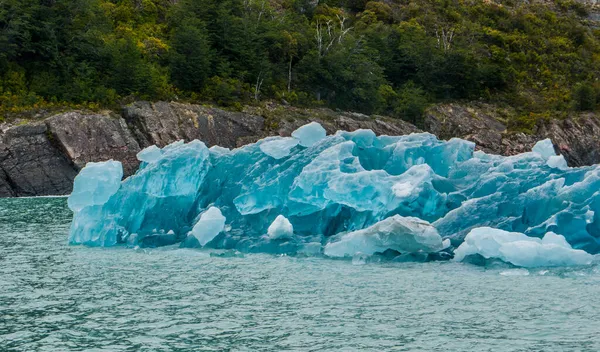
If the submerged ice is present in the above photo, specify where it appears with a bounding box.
[68,122,600,266]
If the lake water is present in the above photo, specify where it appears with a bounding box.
[1,197,599,351]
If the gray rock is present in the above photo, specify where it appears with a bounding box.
[424,104,506,154]
[272,112,420,138]
[0,123,78,196]
[46,112,141,177]
[424,104,600,166]
[0,168,15,197]
[122,101,265,148]
[536,114,600,167]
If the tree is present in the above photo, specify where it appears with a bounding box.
[169,18,213,92]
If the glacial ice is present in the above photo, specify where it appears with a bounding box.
[260,137,299,159]
[67,160,123,212]
[453,227,594,267]
[324,215,444,258]
[547,155,568,170]
[291,122,326,147]
[68,122,600,266]
[192,207,226,246]
[267,215,294,239]
[532,138,556,159]
[137,145,163,163]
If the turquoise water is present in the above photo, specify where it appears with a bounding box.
[1,198,600,351]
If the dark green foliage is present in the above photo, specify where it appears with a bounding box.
[1,0,599,125]
[169,19,213,92]
[573,83,597,111]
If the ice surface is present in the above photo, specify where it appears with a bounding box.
[69,140,210,247]
[192,207,226,246]
[532,139,556,159]
[68,160,123,212]
[267,215,294,239]
[137,145,163,163]
[453,227,594,267]
[260,137,299,159]
[68,122,600,264]
[324,215,444,258]
[547,155,568,170]
[291,122,327,147]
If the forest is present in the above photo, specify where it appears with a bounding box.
[1,0,599,128]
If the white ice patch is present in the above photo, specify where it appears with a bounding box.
[191,207,226,246]
[267,215,294,239]
[137,145,163,163]
[260,137,299,159]
[324,215,444,258]
[547,155,568,170]
[67,160,123,212]
[532,139,556,159]
[453,227,593,267]
[292,122,327,147]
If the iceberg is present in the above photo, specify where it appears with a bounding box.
[267,215,294,240]
[67,122,600,265]
[324,215,444,258]
[453,227,594,267]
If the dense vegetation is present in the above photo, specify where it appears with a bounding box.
[1,0,599,127]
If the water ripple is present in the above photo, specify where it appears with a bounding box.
[0,198,599,351]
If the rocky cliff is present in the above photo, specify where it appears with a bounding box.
[0,101,598,197]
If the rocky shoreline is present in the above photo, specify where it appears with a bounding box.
[0,101,598,197]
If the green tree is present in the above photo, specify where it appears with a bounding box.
[169,18,213,92]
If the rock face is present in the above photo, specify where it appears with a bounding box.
[46,112,141,177]
[536,114,600,167]
[0,101,598,197]
[122,101,265,148]
[274,114,420,138]
[424,104,600,167]
[0,124,78,196]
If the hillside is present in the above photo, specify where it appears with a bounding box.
[1,0,600,130]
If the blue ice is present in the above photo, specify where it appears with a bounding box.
[68,123,600,266]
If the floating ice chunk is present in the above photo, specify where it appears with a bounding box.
[267,215,294,239]
[532,139,556,159]
[453,227,594,267]
[260,138,300,159]
[191,207,226,246]
[68,160,123,212]
[547,155,568,170]
[292,122,327,147]
[324,215,444,258]
[137,145,163,163]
